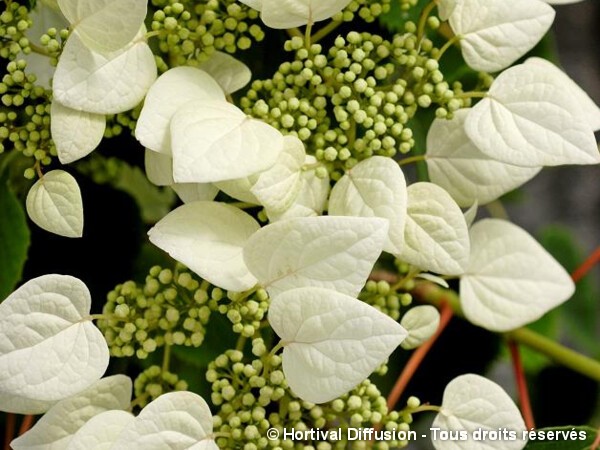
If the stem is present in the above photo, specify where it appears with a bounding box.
[454,91,488,100]
[571,244,600,283]
[4,414,15,450]
[387,302,454,411]
[413,282,600,382]
[417,0,438,43]
[435,34,461,61]
[508,340,535,430]
[228,201,258,210]
[18,415,34,435]
[407,404,443,414]
[304,23,313,48]
[286,27,303,39]
[236,335,247,352]
[485,200,509,220]
[34,160,43,179]
[398,155,427,167]
[162,342,172,374]
[311,20,342,44]
[29,43,51,57]
[591,427,600,450]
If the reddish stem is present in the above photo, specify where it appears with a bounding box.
[590,426,600,450]
[387,301,454,411]
[18,415,35,435]
[3,414,16,450]
[571,245,600,283]
[508,340,536,430]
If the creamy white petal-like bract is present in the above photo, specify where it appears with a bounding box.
[148,201,260,292]
[397,182,470,275]
[0,275,110,414]
[426,109,541,207]
[250,135,306,213]
[171,183,220,204]
[465,62,600,167]
[171,100,283,183]
[215,176,260,204]
[51,101,106,164]
[53,29,157,115]
[400,305,440,350]
[65,410,134,450]
[525,57,600,131]
[111,391,218,450]
[460,219,575,332]
[11,376,132,449]
[136,67,225,154]
[199,51,252,94]
[432,374,526,450]
[57,0,147,52]
[329,156,407,254]
[448,0,555,72]
[241,0,352,28]
[463,201,478,228]
[26,170,84,238]
[437,0,455,21]
[269,287,407,403]
[244,216,388,298]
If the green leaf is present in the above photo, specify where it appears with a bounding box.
[523,426,597,450]
[0,177,30,301]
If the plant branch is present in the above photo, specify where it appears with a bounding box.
[18,415,34,435]
[311,20,342,44]
[571,244,600,283]
[508,340,535,429]
[4,414,16,450]
[286,27,303,39]
[387,301,453,411]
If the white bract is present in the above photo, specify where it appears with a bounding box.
[11,376,132,449]
[57,0,147,52]
[53,28,156,115]
[171,100,283,183]
[397,182,470,275]
[239,0,352,28]
[400,305,440,350]
[136,67,225,154]
[0,275,109,414]
[463,201,478,228]
[199,51,252,94]
[460,219,575,332]
[216,176,260,204]
[432,374,526,450]
[244,216,389,298]
[465,61,600,167]
[51,101,106,164]
[329,156,407,254]
[448,0,555,72]
[65,410,135,450]
[26,170,84,238]
[148,201,260,292]
[426,109,541,207]
[111,391,218,450]
[269,287,407,403]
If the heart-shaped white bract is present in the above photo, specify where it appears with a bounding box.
[524,57,600,131]
[400,305,440,350]
[269,287,407,404]
[215,175,261,205]
[53,28,157,115]
[432,374,526,450]
[461,219,575,332]
[448,0,555,72]
[199,51,252,95]
[11,375,132,449]
[465,62,600,168]
[136,67,226,154]
[171,100,284,183]
[437,0,455,21]
[65,410,135,450]
[111,391,218,450]
[148,201,260,292]
[244,216,389,298]
[26,170,84,238]
[397,182,470,276]
[426,109,541,207]
[329,156,408,254]
[51,101,106,164]
[57,0,147,52]
[250,135,306,214]
[0,275,109,414]
[240,0,352,28]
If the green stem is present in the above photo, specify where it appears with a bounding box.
[417,0,438,43]
[286,27,303,39]
[454,91,488,100]
[486,200,509,220]
[311,20,342,44]
[304,22,313,48]
[412,282,600,382]
[398,155,427,167]
[236,335,247,352]
[435,34,461,61]
[407,404,442,414]
[162,342,172,374]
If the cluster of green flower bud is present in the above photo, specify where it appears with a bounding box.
[208,287,270,337]
[38,26,70,67]
[359,279,411,321]
[0,59,55,176]
[133,365,189,410]
[149,0,264,71]
[333,0,392,23]
[0,2,31,60]
[104,104,143,138]
[98,264,212,359]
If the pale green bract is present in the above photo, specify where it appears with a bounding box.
[198,51,252,95]
[0,275,109,414]
[11,376,132,450]
[400,305,440,350]
[460,219,575,332]
[239,0,352,28]
[26,170,84,238]
[269,287,407,403]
